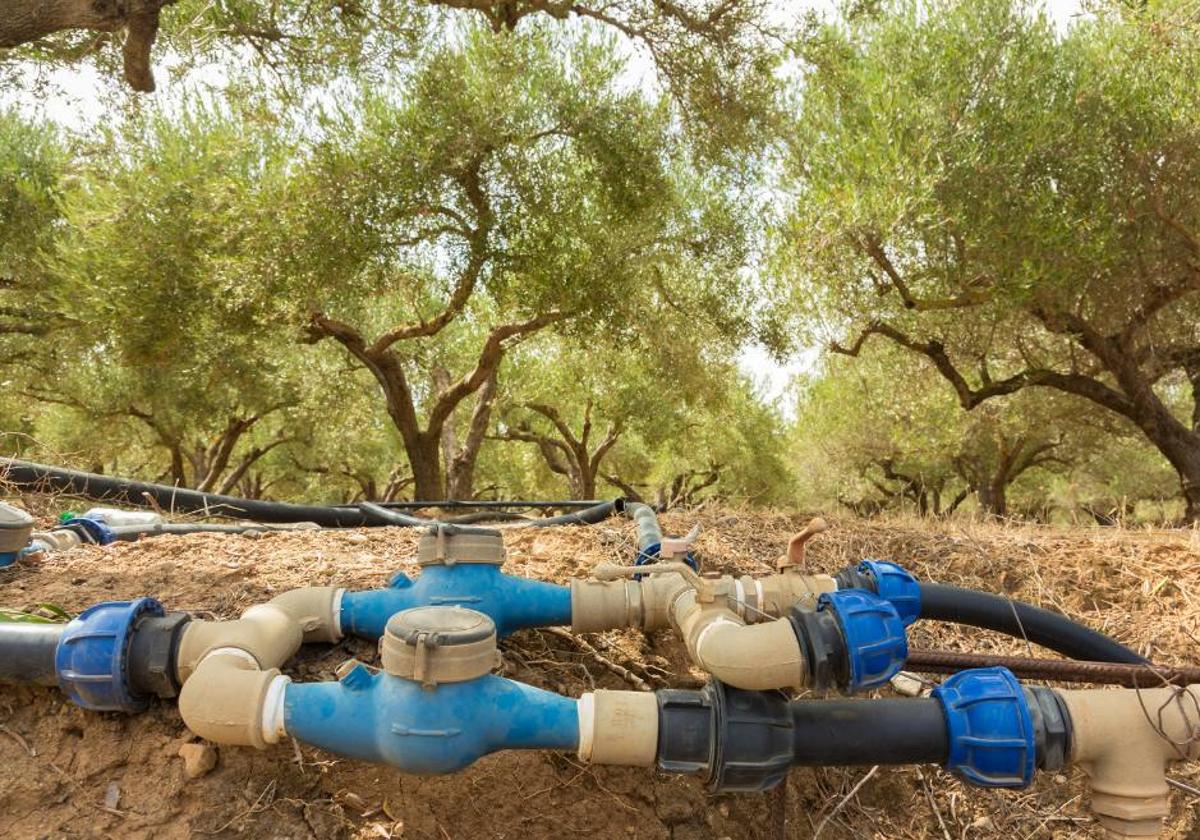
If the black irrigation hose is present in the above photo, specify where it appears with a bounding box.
[0,459,624,530]
[0,623,63,687]
[376,500,605,510]
[524,499,620,528]
[1,458,374,527]
[442,511,533,525]
[918,582,1147,665]
[356,501,437,527]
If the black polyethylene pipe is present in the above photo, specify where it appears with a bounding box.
[918,583,1146,665]
[0,623,63,686]
[0,459,373,527]
[0,459,623,530]
[524,499,620,528]
[790,698,948,766]
[377,500,604,510]
[357,502,437,527]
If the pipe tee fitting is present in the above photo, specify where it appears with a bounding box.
[1059,684,1200,838]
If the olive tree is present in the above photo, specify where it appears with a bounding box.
[277,28,757,499]
[38,106,311,490]
[787,0,1200,521]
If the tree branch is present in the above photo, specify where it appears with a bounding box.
[426,311,568,434]
[588,420,624,475]
[525,402,579,449]
[831,321,1138,419]
[859,235,991,311]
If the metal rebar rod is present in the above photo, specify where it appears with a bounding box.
[906,648,1200,688]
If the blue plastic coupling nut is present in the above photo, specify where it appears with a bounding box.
[60,516,116,546]
[817,589,908,692]
[857,559,921,626]
[55,597,164,712]
[932,666,1035,788]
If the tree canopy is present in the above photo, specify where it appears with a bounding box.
[785,0,1200,521]
[1,0,1199,523]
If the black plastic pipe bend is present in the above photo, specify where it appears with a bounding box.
[916,582,1146,665]
[836,563,1146,665]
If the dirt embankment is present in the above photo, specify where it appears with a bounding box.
[0,508,1198,839]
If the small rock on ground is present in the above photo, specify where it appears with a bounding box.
[178,742,218,779]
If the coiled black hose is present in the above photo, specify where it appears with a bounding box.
[918,582,1147,664]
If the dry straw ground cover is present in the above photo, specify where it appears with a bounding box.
[0,501,1197,839]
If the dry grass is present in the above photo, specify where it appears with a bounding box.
[0,500,1198,839]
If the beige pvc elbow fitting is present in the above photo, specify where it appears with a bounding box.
[175,586,340,748]
[177,650,288,748]
[672,589,806,691]
[177,586,343,679]
[1060,684,1200,838]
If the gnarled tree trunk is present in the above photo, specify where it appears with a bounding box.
[493,400,623,500]
[1,0,171,91]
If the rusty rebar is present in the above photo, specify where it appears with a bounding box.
[906,649,1200,688]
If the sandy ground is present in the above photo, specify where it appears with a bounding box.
[0,506,1198,839]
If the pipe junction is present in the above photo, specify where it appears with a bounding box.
[0,501,1196,837]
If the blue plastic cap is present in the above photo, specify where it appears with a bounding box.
[55,597,163,712]
[858,560,921,626]
[818,589,908,692]
[0,550,16,568]
[60,517,116,546]
[933,667,1035,788]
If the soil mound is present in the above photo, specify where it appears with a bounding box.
[0,507,1197,839]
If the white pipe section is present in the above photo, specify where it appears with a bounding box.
[260,674,291,745]
[576,694,595,761]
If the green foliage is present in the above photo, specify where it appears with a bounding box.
[784,0,1200,519]
[1,1,1197,520]
[0,28,792,506]
[273,27,754,335]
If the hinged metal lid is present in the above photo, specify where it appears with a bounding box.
[379,606,499,687]
[416,526,505,567]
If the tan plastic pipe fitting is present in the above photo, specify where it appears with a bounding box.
[672,588,807,690]
[570,566,835,634]
[177,650,288,748]
[177,586,344,679]
[175,586,342,748]
[758,571,837,616]
[1059,684,1200,838]
[577,689,659,766]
